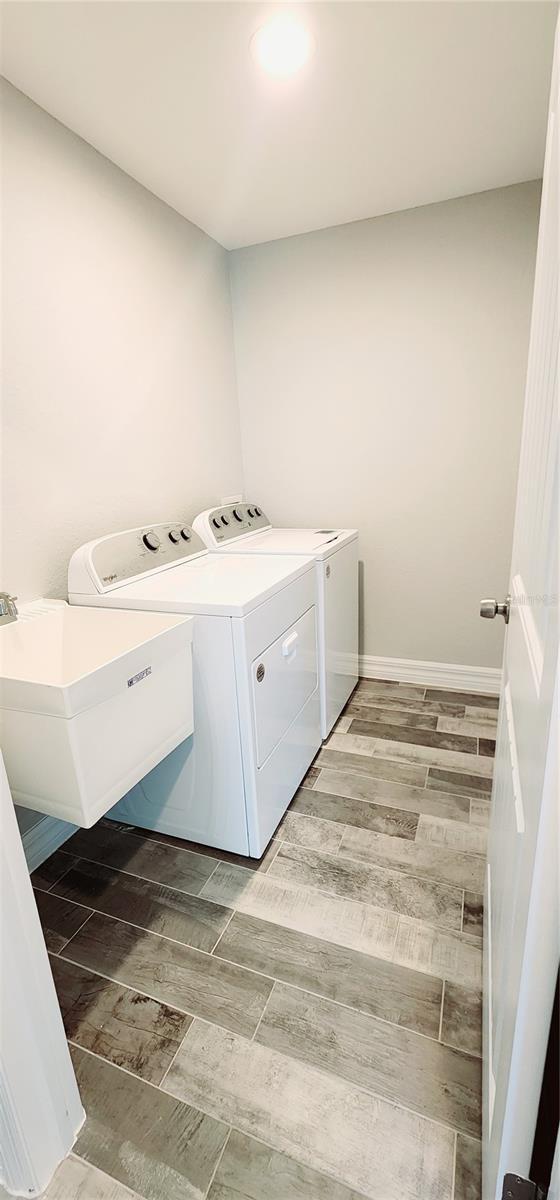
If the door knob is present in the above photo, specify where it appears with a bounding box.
[480,596,510,623]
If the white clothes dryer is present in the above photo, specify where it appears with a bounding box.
[193,503,358,737]
[68,521,321,857]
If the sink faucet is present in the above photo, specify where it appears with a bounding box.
[0,593,18,625]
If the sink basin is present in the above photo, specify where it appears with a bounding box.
[0,600,193,826]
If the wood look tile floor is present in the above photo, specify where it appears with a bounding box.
[32,678,494,1200]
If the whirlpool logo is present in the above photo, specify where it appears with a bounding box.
[127,667,152,688]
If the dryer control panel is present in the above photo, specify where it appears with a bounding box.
[193,503,271,547]
[68,523,207,594]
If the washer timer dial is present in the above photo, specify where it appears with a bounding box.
[142,531,161,552]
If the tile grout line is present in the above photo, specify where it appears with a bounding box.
[57,909,94,954]
[268,850,466,926]
[251,979,276,1043]
[75,1033,463,1200]
[413,828,489,861]
[56,836,480,954]
[331,840,485,895]
[313,762,490,804]
[52,892,240,960]
[310,780,476,821]
[66,993,481,1142]
[202,1124,233,1200]
[451,1130,458,1200]
[87,820,231,867]
[263,872,465,935]
[345,725,480,758]
[199,857,223,895]
[326,729,492,767]
[52,834,484,972]
[61,962,272,1056]
[438,980,446,1043]
[354,698,471,721]
[158,1015,199,1091]
[40,856,79,895]
[157,1024,476,1144]
[52,917,478,1052]
[359,679,498,704]
[53,859,482,991]
[326,726,494,762]
[51,849,221,904]
[262,837,284,873]
[74,819,297,884]
[208,906,237,955]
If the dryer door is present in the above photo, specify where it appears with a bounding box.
[252,606,317,767]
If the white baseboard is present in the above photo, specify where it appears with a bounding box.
[359,654,502,695]
[21,815,77,873]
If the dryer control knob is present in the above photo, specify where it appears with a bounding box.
[143,532,160,552]
[247,508,254,518]
[255,507,262,516]
[233,509,243,522]
[180,529,191,541]
[212,517,221,529]
[168,530,181,544]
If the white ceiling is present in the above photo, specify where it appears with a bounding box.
[1,2,557,249]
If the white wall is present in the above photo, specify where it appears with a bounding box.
[1,81,243,603]
[230,183,540,669]
[0,79,541,675]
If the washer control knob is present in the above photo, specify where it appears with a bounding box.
[143,531,160,552]
[247,508,254,518]
[221,515,229,526]
[180,529,191,541]
[255,507,262,516]
[168,529,181,544]
[212,517,221,529]
[233,508,243,522]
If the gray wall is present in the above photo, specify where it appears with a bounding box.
[1,80,244,845]
[230,183,541,668]
[1,81,243,603]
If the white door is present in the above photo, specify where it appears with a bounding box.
[0,753,85,1197]
[483,20,559,1199]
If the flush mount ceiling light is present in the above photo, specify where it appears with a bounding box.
[250,17,314,78]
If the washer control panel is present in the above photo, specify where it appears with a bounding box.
[86,523,207,589]
[197,503,271,546]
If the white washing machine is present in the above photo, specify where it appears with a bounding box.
[68,521,321,857]
[193,503,358,738]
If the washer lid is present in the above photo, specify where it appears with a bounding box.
[210,527,358,560]
[82,552,316,617]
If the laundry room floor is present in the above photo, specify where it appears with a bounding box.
[31,677,494,1200]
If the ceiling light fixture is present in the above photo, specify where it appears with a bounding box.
[250,17,314,79]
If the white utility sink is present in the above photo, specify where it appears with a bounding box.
[0,600,193,826]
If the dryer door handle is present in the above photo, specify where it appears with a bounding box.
[282,631,298,658]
